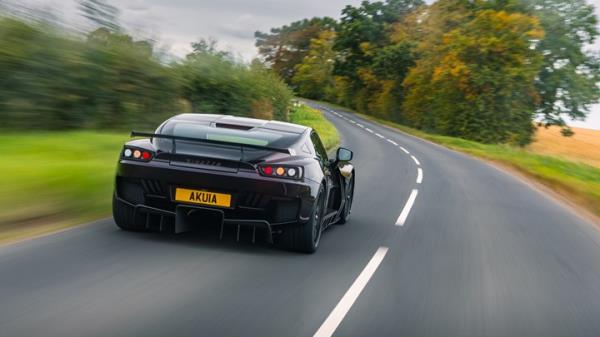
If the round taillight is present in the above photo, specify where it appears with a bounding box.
[287,168,296,177]
[124,149,132,157]
[142,151,151,160]
[263,166,273,175]
[276,167,285,176]
[133,150,141,159]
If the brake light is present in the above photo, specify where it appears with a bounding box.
[263,166,273,175]
[258,165,302,180]
[122,147,153,162]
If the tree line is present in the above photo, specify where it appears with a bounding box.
[256,0,600,145]
[0,0,292,130]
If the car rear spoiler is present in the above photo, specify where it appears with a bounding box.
[130,131,292,154]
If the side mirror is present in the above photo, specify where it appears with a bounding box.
[336,147,353,162]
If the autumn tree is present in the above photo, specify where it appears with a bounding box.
[292,30,337,100]
[255,17,337,84]
[333,0,423,116]
[404,6,544,144]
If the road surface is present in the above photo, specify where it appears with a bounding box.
[1,104,600,337]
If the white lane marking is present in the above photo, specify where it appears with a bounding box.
[411,155,421,166]
[365,128,373,133]
[375,133,385,139]
[416,168,423,184]
[349,120,357,124]
[386,139,398,146]
[396,189,419,226]
[400,146,409,154]
[356,123,364,128]
[313,247,389,337]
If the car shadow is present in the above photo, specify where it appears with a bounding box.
[111,222,302,257]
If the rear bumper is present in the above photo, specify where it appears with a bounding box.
[114,159,318,234]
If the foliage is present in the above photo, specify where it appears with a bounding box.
[291,30,337,100]
[524,0,600,132]
[0,18,180,129]
[175,44,292,121]
[255,17,337,84]
[404,7,544,145]
[257,0,600,146]
[0,16,293,130]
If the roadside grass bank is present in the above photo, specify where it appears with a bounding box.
[0,132,128,244]
[311,100,600,221]
[290,103,340,150]
[0,107,340,245]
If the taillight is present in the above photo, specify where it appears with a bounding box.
[122,147,153,162]
[258,165,303,180]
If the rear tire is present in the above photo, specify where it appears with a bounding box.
[112,194,146,231]
[276,186,325,254]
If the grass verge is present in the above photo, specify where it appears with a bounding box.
[0,107,340,245]
[290,103,340,150]
[0,131,128,244]
[313,100,600,220]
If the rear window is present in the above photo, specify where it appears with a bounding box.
[159,121,299,149]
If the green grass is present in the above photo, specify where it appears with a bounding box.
[0,131,128,243]
[0,108,340,244]
[289,103,340,150]
[313,100,600,219]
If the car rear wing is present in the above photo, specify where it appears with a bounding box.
[130,131,292,154]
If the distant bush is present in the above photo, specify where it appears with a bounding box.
[0,17,292,130]
[175,54,292,122]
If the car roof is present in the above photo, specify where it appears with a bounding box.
[166,114,309,135]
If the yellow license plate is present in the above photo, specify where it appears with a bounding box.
[175,188,232,208]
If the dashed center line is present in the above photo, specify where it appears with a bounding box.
[375,133,385,139]
[416,168,423,184]
[365,128,373,133]
[313,247,389,337]
[411,155,420,166]
[396,189,419,226]
[356,123,364,127]
[386,139,398,146]
[400,147,409,154]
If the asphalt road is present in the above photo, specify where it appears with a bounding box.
[2,104,600,337]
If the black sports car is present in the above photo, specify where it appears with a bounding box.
[113,113,355,253]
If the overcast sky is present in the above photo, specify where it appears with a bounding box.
[11,0,600,129]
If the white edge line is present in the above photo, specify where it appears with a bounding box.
[416,168,423,184]
[411,155,421,166]
[400,147,409,154]
[313,247,389,337]
[395,189,419,226]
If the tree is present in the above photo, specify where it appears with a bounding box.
[255,17,337,84]
[332,0,423,114]
[334,0,424,80]
[403,6,544,144]
[292,30,337,100]
[524,0,600,133]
